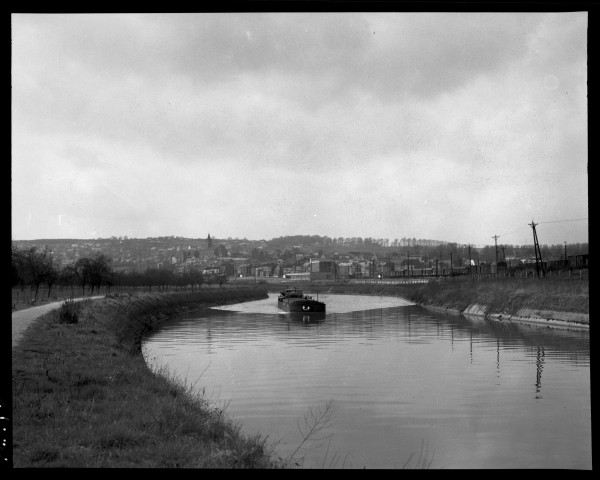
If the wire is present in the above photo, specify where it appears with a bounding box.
[496,229,523,238]
[537,217,588,225]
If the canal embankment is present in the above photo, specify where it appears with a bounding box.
[11,286,288,468]
[268,277,589,330]
[11,278,588,467]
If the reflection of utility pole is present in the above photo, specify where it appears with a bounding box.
[535,345,545,399]
[496,337,500,378]
[470,329,473,364]
[529,220,545,279]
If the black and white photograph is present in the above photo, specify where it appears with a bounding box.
[9,10,590,469]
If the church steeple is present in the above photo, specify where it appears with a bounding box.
[207,233,212,248]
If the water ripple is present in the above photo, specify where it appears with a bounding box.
[143,294,591,469]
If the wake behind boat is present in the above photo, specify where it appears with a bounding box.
[277,287,326,313]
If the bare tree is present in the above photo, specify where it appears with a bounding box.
[216,274,228,287]
[67,253,112,295]
[41,252,61,299]
[20,246,51,301]
[11,245,27,290]
[88,253,112,294]
[69,257,93,296]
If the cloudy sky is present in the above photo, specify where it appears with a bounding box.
[11,12,588,247]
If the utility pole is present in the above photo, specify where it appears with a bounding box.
[564,241,568,267]
[468,244,472,276]
[528,220,545,279]
[492,235,499,265]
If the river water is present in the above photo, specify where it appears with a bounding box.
[141,293,591,469]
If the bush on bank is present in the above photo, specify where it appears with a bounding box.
[11,286,288,468]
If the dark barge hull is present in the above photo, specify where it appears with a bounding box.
[278,299,326,313]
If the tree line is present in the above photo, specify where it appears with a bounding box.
[11,245,228,302]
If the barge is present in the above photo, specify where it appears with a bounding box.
[277,287,326,313]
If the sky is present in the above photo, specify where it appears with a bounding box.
[11,12,589,247]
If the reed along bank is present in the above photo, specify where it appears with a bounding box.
[11,285,290,468]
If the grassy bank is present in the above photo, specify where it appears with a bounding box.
[11,277,588,467]
[393,276,590,317]
[266,276,589,323]
[12,286,288,468]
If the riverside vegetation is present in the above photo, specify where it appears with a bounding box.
[11,286,290,468]
[293,275,589,325]
[11,276,588,468]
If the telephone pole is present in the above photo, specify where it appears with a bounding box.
[468,244,472,276]
[529,220,545,279]
[492,235,499,265]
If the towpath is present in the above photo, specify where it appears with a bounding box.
[12,296,105,348]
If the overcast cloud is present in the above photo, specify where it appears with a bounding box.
[11,12,588,246]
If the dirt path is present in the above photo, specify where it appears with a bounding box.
[12,296,105,348]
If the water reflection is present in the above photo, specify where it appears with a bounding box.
[535,345,545,399]
[142,296,591,469]
[288,311,327,324]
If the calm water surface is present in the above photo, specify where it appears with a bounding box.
[142,294,591,469]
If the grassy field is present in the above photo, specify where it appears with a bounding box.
[11,285,204,312]
[11,286,289,468]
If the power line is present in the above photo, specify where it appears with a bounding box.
[494,217,587,239]
[496,228,523,238]
[538,217,588,225]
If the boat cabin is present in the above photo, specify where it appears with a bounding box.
[280,288,304,299]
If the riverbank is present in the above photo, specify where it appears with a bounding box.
[11,278,588,467]
[268,276,589,329]
[11,286,289,468]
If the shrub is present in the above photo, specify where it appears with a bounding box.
[56,299,82,324]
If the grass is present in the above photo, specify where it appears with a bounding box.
[11,277,588,467]
[12,286,81,312]
[12,286,288,468]
[291,276,589,318]
[398,276,589,316]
